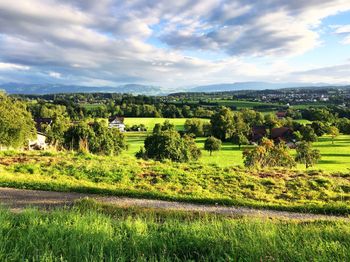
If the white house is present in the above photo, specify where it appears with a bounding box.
[108,116,125,132]
[28,132,49,150]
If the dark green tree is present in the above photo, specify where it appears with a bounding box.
[210,107,234,141]
[204,136,222,156]
[138,122,200,162]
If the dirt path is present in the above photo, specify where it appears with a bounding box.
[0,187,348,220]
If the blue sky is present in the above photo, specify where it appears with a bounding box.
[0,0,350,89]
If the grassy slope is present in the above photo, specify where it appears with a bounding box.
[0,201,348,261]
[0,151,349,215]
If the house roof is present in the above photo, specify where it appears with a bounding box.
[108,116,124,123]
[276,111,287,118]
[252,126,267,136]
[34,118,53,133]
[271,127,292,139]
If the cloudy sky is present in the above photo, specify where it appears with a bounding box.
[0,0,350,89]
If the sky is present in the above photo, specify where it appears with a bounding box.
[0,0,350,89]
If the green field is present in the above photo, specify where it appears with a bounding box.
[125,131,350,172]
[0,201,348,261]
[216,99,280,108]
[124,117,209,131]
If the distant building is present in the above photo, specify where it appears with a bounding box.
[271,127,293,143]
[276,111,287,119]
[34,118,53,133]
[250,126,267,142]
[108,116,125,132]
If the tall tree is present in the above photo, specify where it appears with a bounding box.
[0,94,35,148]
[295,141,321,168]
[328,126,339,145]
[210,107,235,141]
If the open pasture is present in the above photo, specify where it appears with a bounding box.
[124,117,209,132]
[125,131,350,172]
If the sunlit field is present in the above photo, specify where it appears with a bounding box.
[124,117,210,131]
[125,129,350,172]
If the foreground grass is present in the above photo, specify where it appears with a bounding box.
[0,201,349,261]
[0,151,350,215]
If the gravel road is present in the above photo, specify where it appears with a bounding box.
[0,187,348,220]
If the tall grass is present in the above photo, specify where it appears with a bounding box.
[0,202,348,261]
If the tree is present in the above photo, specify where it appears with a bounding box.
[43,114,70,149]
[204,136,221,156]
[292,131,303,142]
[64,122,94,153]
[300,125,318,142]
[295,141,321,168]
[311,121,329,136]
[138,122,201,162]
[63,121,126,155]
[0,94,35,148]
[210,107,235,141]
[184,119,204,137]
[264,113,279,130]
[337,118,350,134]
[89,121,127,155]
[243,138,295,169]
[232,133,249,149]
[328,126,339,144]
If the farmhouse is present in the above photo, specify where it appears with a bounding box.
[108,116,125,132]
[250,126,267,142]
[276,111,287,119]
[271,127,293,143]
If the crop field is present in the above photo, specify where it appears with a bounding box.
[0,201,348,261]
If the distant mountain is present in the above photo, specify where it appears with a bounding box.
[0,83,165,95]
[190,82,335,92]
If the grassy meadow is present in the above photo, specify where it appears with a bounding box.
[0,150,350,215]
[124,123,350,172]
[0,200,348,261]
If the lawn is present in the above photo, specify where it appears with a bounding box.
[0,201,348,261]
[124,117,209,132]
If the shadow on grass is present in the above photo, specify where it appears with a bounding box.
[322,153,350,157]
[318,160,341,164]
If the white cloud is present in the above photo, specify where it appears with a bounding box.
[332,24,350,44]
[0,0,349,87]
[0,62,30,70]
[48,71,62,78]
